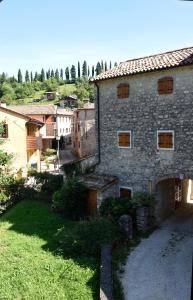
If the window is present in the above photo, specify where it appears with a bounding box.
[118,131,131,148]
[0,123,8,138]
[158,77,173,95]
[120,187,132,199]
[66,128,68,133]
[117,83,129,99]
[157,130,174,150]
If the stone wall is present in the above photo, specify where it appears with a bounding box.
[95,65,193,195]
[97,182,119,209]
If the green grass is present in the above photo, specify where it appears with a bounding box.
[0,201,99,300]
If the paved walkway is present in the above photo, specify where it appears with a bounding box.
[121,205,193,300]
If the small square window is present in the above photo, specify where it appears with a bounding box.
[118,131,131,148]
[120,187,132,199]
[157,131,174,150]
[117,84,129,99]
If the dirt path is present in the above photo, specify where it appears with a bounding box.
[121,205,193,300]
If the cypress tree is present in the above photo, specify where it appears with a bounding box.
[34,72,38,81]
[60,68,64,80]
[65,67,70,82]
[105,61,107,71]
[70,65,76,83]
[82,60,87,77]
[55,69,59,81]
[40,68,45,82]
[95,62,102,75]
[114,62,118,67]
[78,61,81,78]
[92,65,95,77]
[101,60,104,72]
[47,69,51,80]
[87,66,90,77]
[17,69,23,83]
[51,69,54,78]
[109,61,112,69]
[25,70,30,82]
[30,71,33,82]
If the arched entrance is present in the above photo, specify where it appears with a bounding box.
[155,176,193,222]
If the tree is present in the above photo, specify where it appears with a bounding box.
[46,69,51,80]
[70,65,76,83]
[109,61,112,69]
[43,78,58,92]
[60,69,64,80]
[17,69,23,83]
[114,62,118,67]
[30,72,33,82]
[51,69,54,78]
[34,72,38,81]
[65,67,70,82]
[88,66,90,77]
[105,61,107,71]
[92,66,95,77]
[82,61,87,77]
[95,62,102,75]
[0,83,15,103]
[75,77,94,102]
[55,69,60,82]
[40,68,45,82]
[101,60,104,72]
[78,61,81,78]
[25,70,30,82]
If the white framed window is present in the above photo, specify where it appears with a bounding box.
[157,130,174,150]
[119,186,133,199]
[117,131,131,148]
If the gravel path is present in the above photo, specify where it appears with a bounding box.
[121,205,193,300]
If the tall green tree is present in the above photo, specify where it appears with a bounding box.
[101,60,104,72]
[82,60,87,77]
[65,67,70,82]
[17,69,23,83]
[40,68,45,82]
[92,66,95,77]
[34,72,38,81]
[55,69,60,82]
[95,62,102,75]
[25,70,30,82]
[46,69,51,80]
[51,69,54,78]
[109,61,112,69]
[87,66,90,77]
[60,69,64,80]
[30,72,33,82]
[70,65,76,83]
[114,62,118,67]
[104,61,107,71]
[78,61,81,78]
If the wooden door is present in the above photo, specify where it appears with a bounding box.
[86,190,97,216]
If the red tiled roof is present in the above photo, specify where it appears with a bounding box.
[9,104,57,115]
[92,46,193,82]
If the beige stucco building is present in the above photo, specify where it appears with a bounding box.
[0,105,43,176]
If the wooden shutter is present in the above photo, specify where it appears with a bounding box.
[117,84,129,99]
[118,132,130,147]
[191,181,193,200]
[158,77,173,95]
[120,188,132,199]
[158,132,173,149]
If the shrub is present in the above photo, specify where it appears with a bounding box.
[0,192,10,214]
[27,171,63,203]
[58,217,123,257]
[99,197,134,222]
[130,192,154,209]
[52,178,88,219]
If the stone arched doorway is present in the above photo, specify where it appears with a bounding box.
[154,176,193,223]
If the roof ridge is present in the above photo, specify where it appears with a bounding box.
[123,46,193,64]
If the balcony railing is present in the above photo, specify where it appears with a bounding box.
[27,136,42,150]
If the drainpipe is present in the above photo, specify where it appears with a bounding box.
[95,83,101,164]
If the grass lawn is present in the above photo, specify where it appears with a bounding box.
[0,200,99,300]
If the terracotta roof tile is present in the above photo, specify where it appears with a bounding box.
[9,105,57,115]
[92,46,193,82]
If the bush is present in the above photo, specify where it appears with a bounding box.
[130,192,154,208]
[99,197,134,222]
[0,192,10,214]
[58,217,123,257]
[28,171,63,203]
[52,178,88,219]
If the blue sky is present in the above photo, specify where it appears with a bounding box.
[0,0,193,76]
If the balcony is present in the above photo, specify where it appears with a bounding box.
[27,136,42,150]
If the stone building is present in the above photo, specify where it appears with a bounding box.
[56,108,73,148]
[72,103,96,158]
[91,46,193,221]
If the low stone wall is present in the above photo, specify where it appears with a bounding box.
[100,245,113,300]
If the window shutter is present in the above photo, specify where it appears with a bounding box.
[118,132,130,147]
[158,132,173,149]
[117,84,129,99]
[158,77,173,95]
